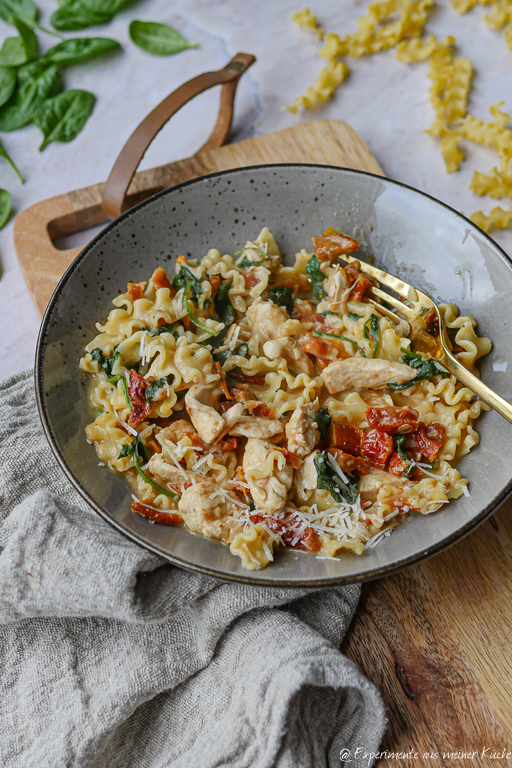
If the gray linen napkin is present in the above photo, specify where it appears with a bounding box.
[0,370,387,768]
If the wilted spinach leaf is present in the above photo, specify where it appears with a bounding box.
[268,286,295,315]
[305,254,326,301]
[315,407,332,441]
[388,348,449,391]
[91,346,119,376]
[314,452,359,504]
[215,280,236,328]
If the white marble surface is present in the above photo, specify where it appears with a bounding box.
[1,0,511,377]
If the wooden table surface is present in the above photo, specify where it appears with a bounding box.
[343,494,512,765]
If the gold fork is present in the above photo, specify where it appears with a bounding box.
[338,254,512,424]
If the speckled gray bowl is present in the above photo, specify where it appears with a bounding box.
[36,164,512,586]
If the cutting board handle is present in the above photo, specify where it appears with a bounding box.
[101,52,256,220]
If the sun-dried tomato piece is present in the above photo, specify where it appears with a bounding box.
[127,281,146,301]
[127,370,151,428]
[131,500,181,525]
[244,271,261,288]
[424,308,440,337]
[227,370,266,386]
[250,511,321,552]
[328,448,369,475]
[360,429,394,468]
[275,448,302,469]
[329,421,362,456]
[210,274,221,298]
[388,452,409,476]
[365,406,419,435]
[218,436,238,452]
[349,276,371,301]
[311,230,360,262]
[150,267,173,292]
[413,422,445,462]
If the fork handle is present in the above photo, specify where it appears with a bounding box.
[442,350,512,424]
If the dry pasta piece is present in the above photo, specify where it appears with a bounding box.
[292,5,324,38]
[469,202,512,232]
[284,60,350,113]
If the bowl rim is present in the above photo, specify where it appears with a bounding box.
[35,162,512,586]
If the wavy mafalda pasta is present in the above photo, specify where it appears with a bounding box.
[80,227,491,570]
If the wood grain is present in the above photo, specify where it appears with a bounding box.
[14,115,512,760]
[13,118,382,317]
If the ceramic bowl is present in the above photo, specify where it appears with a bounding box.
[36,164,512,586]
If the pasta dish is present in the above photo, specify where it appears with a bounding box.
[80,227,491,570]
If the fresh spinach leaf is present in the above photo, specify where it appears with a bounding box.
[0,19,38,67]
[235,246,266,269]
[129,20,198,56]
[91,346,119,376]
[314,452,359,504]
[363,313,380,358]
[50,0,113,31]
[82,0,129,14]
[215,280,236,328]
[305,254,326,301]
[0,66,16,107]
[0,188,12,230]
[388,348,449,391]
[315,407,332,441]
[0,0,62,37]
[43,36,120,65]
[34,88,95,150]
[0,139,23,182]
[268,285,294,315]
[0,60,62,132]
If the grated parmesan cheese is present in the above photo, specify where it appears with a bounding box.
[462,484,470,497]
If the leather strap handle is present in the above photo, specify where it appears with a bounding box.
[101,52,256,220]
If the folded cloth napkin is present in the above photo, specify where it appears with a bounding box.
[0,370,386,768]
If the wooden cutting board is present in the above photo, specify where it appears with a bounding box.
[14,118,512,760]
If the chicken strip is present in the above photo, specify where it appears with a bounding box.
[228,416,284,439]
[243,438,293,514]
[263,337,317,377]
[321,358,416,394]
[285,400,320,458]
[178,481,245,543]
[246,301,288,343]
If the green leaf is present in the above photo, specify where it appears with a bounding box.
[129,20,198,56]
[305,254,327,301]
[268,286,295,315]
[0,188,12,230]
[314,452,359,505]
[215,280,236,328]
[133,442,180,500]
[117,440,135,459]
[0,0,62,37]
[34,88,96,150]
[0,66,16,107]
[0,19,38,67]
[212,342,248,367]
[312,330,366,356]
[0,138,23,182]
[0,0,37,25]
[235,246,266,269]
[145,377,167,402]
[348,311,362,321]
[363,313,381,358]
[387,348,449,391]
[43,36,120,65]
[50,0,113,31]
[315,407,332,441]
[0,60,62,132]
[91,346,119,376]
[81,0,128,14]
[173,265,201,300]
